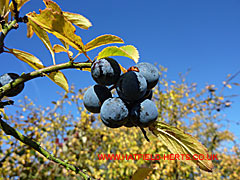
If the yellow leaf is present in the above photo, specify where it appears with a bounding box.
[132,167,153,180]
[85,34,124,51]
[119,45,139,63]
[43,0,61,13]
[119,64,127,73]
[47,71,69,92]
[63,11,92,30]
[0,0,10,21]
[6,48,44,69]
[28,19,55,64]
[150,122,213,172]
[27,9,85,52]
[9,0,30,12]
[53,44,67,53]
[53,44,73,56]
[226,84,232,89]
[97,45,139,63]
[7,48,69,91]
[191,109,196,113]
[218,96,224,101]
[26,22,34,38]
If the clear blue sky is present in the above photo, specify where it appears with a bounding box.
[1,0,240,141]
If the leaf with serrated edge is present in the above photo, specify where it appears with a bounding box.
[97,45,139,63]
[27,9,85,52]
[29,19,55,64]
[149,121,213,172]
[85,35,124,52]
[43,0,61,13]
[119,45,139,63]
[132,167,153,180]
[7,48,69,91]
[63,11,92,30]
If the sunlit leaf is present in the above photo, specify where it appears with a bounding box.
[53,44,73,56]
[119,45,139,63]
[28,19,55,64]
[9,0,30,12]
[97,45,139,63]
[119,64,127,73]
[0,0,10,22]
[63,11,92,30]
[85,34,124,51]
[43,0,61,13]
[6,48,44,69]
[7,48,69,91]
[26,22,34,38]
[226,84,232,89]
[132,167,153,180]
[59,39,69,51]
[53,44,67,53]
[149,121,213,172]
[27,9,85,52]
[47,71,69,92]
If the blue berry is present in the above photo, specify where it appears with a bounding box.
[83,85,112,113]
[116,71,147,103]
[130,99,158,127]
[100,98,128,128]
[91,58,121,86]
[0,73,24,97]
[135,62,159,89]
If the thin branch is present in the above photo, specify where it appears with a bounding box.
[0,61,92,99]
[0,115,94,180]
[219,70,240,96]
[0,19,17,53]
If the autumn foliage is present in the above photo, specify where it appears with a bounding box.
[0,0,239,179]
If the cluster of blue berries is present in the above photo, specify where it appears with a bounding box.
[83,58,159,129]
[0,73,24,97]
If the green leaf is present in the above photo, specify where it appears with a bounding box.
[97,45,139,63]
[149,122,214,172]
[27,9,85,52]
[28,19,55,64]
[47,71,69,92]
[132,167,153,180]
[6,48,44,69]
[63,11,92,30]
[7,48,69,92]
[85,34,124,51]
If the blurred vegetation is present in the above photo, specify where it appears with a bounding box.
[0,66,239,180]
